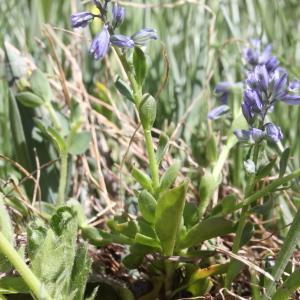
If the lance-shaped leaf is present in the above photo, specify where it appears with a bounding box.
[155,180,188,256]
[133,47,147,86]
[179,217,235,249]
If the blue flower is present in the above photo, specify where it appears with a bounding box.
[131,28,158,46]
[71,12,94,28]
[214,82,233,104]
[244,40,279,72]
[234,128,265,144]
[90,25,110,60]
[110,35,135,48]
[207,105,230,120]
[112,4,125,27]
[254,65,269,94]
[265,123,283,143]
[244,89,263,113]
[270,69,288,101]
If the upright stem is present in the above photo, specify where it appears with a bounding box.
[115,47,159,191]
[45,102,61,131]
[225,142,261,287]
[0,232,52,300]
[144,129,160,191]
[57,152,68,207]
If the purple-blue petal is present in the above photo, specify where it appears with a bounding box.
[71,12,94,28]
[207,105,230,120]
[265,123,283,143]
[90,25,110,60]
[110,34,135,48]
[112,4,125,27]
[131,28,158,46]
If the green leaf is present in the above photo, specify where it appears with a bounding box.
[183,202,199,228]
[135,233,161,250]
[30,69,52,102]
[272,268,300,300]
[47,127,67,154]
[132,167,153,193]
[179,217,235,249]
[9,89,32,172]
[138,190,157,223]
[115,76,134,102]
[159,161,181,193]
[0,277,29,295]
[68,131,91,155]
[211,194,237,217]
[198,171,218,217]
[69,243,91,300]
[30,207,78,298]
[155,180,189,255]
[279,148,290,178]
[16,92,45,108]
[133,47,147,86]
[0,195,14,272]
[256,156,277,181]
[156,132,169,165]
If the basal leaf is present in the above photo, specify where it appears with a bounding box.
[155,180,188,255]
[179,217,235,249]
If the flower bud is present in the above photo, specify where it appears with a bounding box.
[265,123,283,143]
[90,25,110,60]
[71,12,94,28]
[139,94,157,130]
[110,35,135,48]
[112,4,125,27]
[131,28,158,46]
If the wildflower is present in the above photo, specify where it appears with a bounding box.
[90,25,110,60]
[234,128,265,144]
[110,35,135,48]
[244,89,263,113]
[244,40,279,72]
[112,4,125,27]
[71,12,94,28]
[207,105,230,120]
[241,102,254,124]
[214,82,233,104]
[265,123,283,143]
[254,65,269,94]
[281,80,300,105]
[131,28,158,46]
[270,69,288,101]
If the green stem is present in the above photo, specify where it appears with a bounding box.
[225,142,260,287]
[45,102,61,131]
[235,167,300,210]
[57,152,68,207]
[114,47,159,191]
[0,232,52,300]
[144,129,160,191]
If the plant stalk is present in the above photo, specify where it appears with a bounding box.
[57,152,68,207]
[0,232,52,300]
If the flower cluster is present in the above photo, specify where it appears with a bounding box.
[234,40,300,144]
[71,0,158,60]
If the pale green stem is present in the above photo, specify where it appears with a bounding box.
[144,129,159,191]
[114,47,159,191]
[57,152,68,207]
[225,142,260,287]
[0,232,52,300]
[44,102,61,131]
